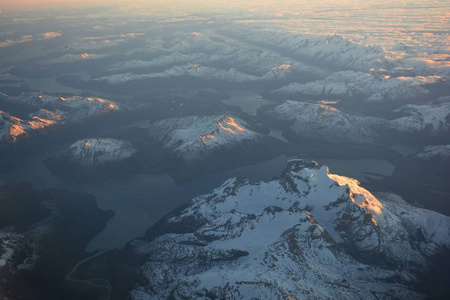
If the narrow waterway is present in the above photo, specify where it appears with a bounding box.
[65,250,111,300]
[0,149,395,251]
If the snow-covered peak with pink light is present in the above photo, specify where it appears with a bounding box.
[131,160,450,299]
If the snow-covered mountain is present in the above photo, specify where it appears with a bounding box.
[100,61,323,84]
[265,101,386,145]
[222,28,391,72]
[273,71,439,103]
[0,92,119,143]
[109,52,210,72]
[263,64,295,80]
[87,30,327,85]
[109,42,325,78]
[265,100,450,144]
[165,32,227,54]
[0,109,55,143]
[148,114,264,163]
[53,138,136,166]
[8,92,119,116]
[414,145,450,160]
[131,160,450,299]
[45,138,138,182]
[97,64,259,84]
[63,32,142,52]
[40,53,108,65]
[389,102,450,136]
[222,25,448,77]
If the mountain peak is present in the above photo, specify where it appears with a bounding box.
[55,138,136,166]
[148,114,262,163]
[132,161,449,299]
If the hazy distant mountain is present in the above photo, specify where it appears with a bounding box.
[220,28,391,72]
[273,71,438,104]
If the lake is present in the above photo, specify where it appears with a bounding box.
[0,148,395,251]
[222,90,275,116]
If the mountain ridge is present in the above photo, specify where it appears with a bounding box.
[130,160,450,299]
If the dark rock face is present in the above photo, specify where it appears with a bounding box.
[374,147,450,216]
[0,180,113,300]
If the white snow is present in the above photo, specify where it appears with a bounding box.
[98,64,258,84]
[414,145,450,160]
[267,100,386,144]
[148,114,262,162]
[389,102,450,136]
[131,160,450,299]
[274,71,438,103]
[223,28,390,72]
[0,93,119,143]
[0,109,56,143]
[55,138,136,166]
